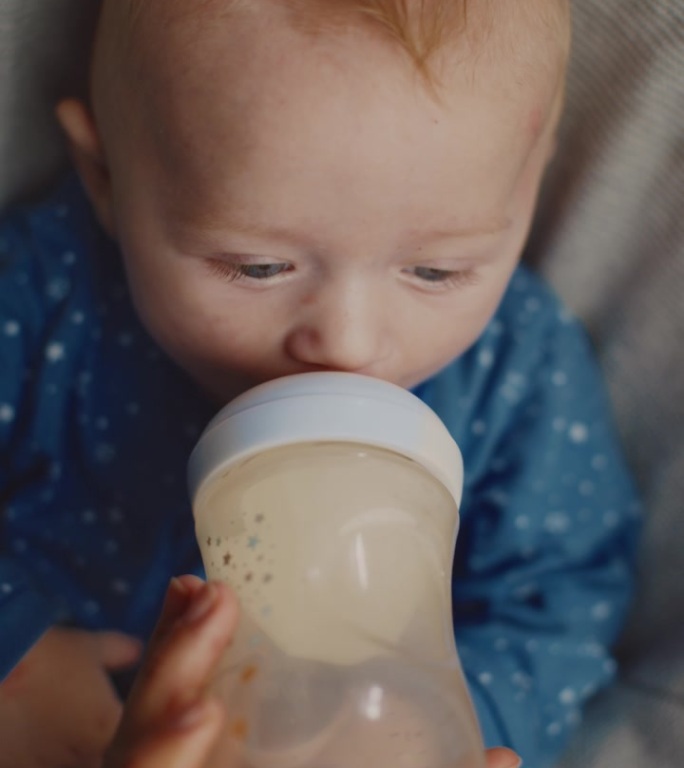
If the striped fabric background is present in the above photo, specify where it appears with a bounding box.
[528,3,684,765]
[1,1,683,765]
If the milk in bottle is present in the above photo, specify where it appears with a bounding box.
[188,372,485,768]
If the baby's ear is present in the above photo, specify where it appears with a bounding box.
[56,99,116,236]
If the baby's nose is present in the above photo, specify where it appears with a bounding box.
[284,288,389,373]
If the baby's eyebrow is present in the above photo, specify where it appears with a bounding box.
[416,217,513,242]
[173,215,315,248]
[175,214,512,247]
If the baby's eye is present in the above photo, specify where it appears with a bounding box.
[206,260,292,281]
[239,263,291,280]
[413,267,456,282]
[406,266,479,288]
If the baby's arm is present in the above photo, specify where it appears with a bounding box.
[0,194,145,767]
[447,294,641,766]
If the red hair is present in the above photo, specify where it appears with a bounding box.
[117,0,569,86]
[288,0,470,78]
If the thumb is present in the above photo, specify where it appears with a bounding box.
[95,631,144,671]
[485,747,522,768]
[104,697,225,768]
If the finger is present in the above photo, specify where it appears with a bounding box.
[94,631,144,671]
[126,580,238,728]
[149,575,206,645]
[484,747,522,768]
[105,696,224,768]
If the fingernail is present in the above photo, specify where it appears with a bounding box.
[171,698,210,731]
[160,577,191,620]
[183,583,217,624]
[170,577,190,597]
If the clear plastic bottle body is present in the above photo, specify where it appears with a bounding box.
[193,442,486,768]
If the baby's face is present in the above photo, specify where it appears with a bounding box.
[84,3,564,403]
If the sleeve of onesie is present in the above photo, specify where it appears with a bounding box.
[430,272,642,767]
[0,204,72,679]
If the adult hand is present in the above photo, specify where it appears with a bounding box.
[102,576,520,768]
[103,576,237,768]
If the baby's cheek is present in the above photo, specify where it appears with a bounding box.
[527,107,544,142]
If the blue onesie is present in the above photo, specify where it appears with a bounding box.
[0,176,640,767]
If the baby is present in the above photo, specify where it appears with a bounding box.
[0,1,640,766]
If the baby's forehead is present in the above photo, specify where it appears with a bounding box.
[92,0,568,166]
[92,0,567,230]
[101,0,569,86]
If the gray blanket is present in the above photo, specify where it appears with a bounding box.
[1,1,683,765]
[531,3,684,764]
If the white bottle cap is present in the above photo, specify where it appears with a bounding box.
[188,372,463,506]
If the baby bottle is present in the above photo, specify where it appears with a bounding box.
[188,372,485,768]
